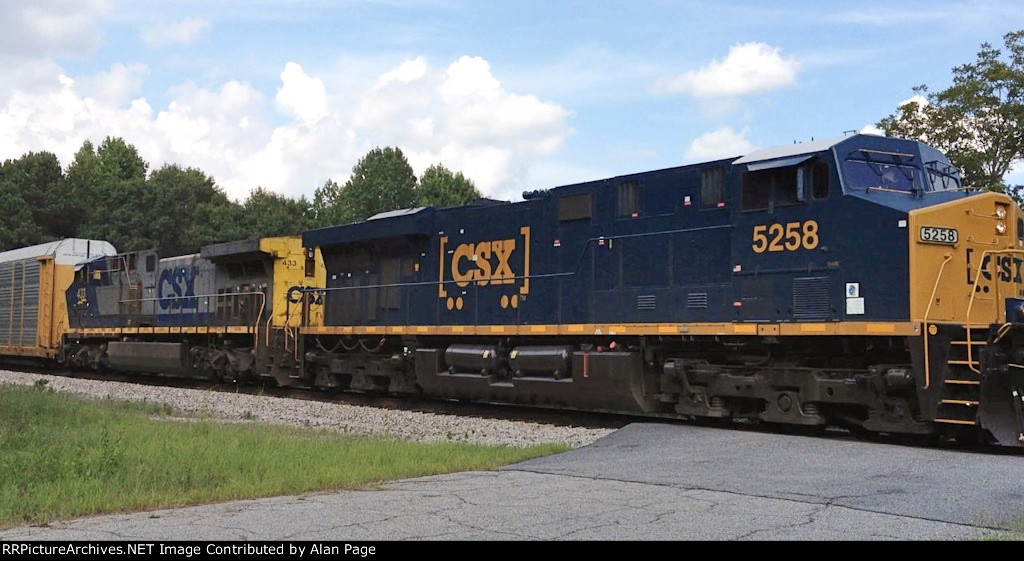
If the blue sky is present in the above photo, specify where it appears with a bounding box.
[2,1,1023,202]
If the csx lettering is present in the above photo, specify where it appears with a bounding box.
[966,249,1024,288]
[452,239,517,287]
[158,267,199,310]
[752,220,819,254]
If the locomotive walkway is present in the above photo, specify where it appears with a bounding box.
[3,424,1018,540]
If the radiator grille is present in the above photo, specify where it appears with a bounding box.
[637,294,656,311]
[793,277,831,321]
[686,292,708,309]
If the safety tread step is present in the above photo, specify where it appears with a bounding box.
[934,418,978,426]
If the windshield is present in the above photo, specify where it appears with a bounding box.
[925,161,962,191]
[843,159,922,193]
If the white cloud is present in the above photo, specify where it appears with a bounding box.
[653,42,800,98]
[0,55,571,203]
[684,127,755,161]
[140,17,211,47]
[860,123,886,136]
[375,57,428,88]
[77,63,150,106]
[276,62,329,126]
[0,1,113,56]
[900,94,929,108]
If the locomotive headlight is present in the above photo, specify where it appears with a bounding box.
[996,205,1008,219]
[997,220,1008,234]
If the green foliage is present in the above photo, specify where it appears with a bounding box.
[145,163,242,251]
[0,137,480,252]
[311,179,347,228]
[332,147,418,223]
[0,151,74,246]
[0,179,43,249]
[96,136,149,182]
[0,385,567,527]
[418,164,482,207]
[311,150,483,228]
[878,30,1024,203]
[241,187,314,238]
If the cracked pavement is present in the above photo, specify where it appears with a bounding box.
[2,423,1018,540]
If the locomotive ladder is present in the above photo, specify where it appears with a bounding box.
[928,249,1024,427]
[933,326,988,426]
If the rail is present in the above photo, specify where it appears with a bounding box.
[964,248,1024,374]
[116,291,267,353]
[922,253,953,389]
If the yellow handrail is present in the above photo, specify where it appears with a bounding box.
[964,248,1024,373]
[922,253,953,390]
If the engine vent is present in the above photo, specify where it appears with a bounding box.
[637,294,656,310]
[793,277,831,321]
[686,292,709,309]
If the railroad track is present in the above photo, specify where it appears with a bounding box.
[4,363,1022,455]
[0,363,631,431]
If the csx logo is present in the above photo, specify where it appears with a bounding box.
[451,240,517,286]
[966,248,1024,294]
[439,227,531,310]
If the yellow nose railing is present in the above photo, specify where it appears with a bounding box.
[963,248,1024,374]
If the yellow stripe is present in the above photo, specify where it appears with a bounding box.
[67,321,921,339]
[865,323,896,333]
[298,321,920,337]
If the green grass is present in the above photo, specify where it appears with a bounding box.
[0,383,568,528]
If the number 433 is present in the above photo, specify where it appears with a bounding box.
[751,220,819,253]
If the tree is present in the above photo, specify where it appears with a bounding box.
[330,147,418,224]
[144,163,241,251]
[96,136,148,183]
[311,179,347,228]
[0,181,42,250]
[878,30,1024,197]
[240,187,314,238]
[67,137,151,247]
[418,164,481,208]
[0,151,75,240]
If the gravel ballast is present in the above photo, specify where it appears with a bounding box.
[0,370,614,448]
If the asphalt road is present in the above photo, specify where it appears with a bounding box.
[3,423,1020,540]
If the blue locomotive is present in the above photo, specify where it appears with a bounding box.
[299,133,1024,446]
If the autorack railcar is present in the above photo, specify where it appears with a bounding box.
[0,239,117,361]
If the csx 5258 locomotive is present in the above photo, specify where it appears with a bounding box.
[3,132,1023,447]
[298,133,1024,447]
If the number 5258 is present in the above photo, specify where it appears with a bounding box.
[751,220,819,253]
